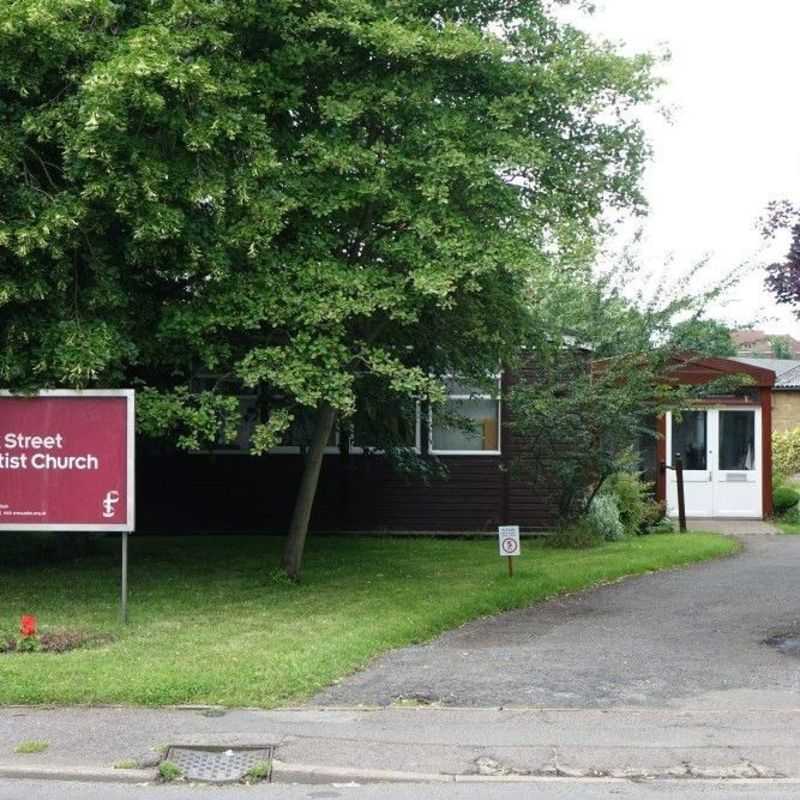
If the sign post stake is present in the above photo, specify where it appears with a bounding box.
[675,454,687,533]
[498,525,520,578]
[121,532,129,625]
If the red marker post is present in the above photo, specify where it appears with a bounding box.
[0,390,135,621]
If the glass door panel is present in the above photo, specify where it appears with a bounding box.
[671,410,708,470]
[718,411,755,471]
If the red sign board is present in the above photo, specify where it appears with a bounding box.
[0,391,134,531]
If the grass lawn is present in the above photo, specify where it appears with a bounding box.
[776,520,800,534]
[0,533,737,708]
[773,480,800,533]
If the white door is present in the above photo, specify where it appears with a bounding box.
[666,408,762,519]
[713,409,761,517]
[667,409,713,517]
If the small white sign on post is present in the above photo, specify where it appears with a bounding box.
[498,525,520,577]
[498,525,520,557]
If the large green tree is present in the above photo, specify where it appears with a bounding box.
[510,258,746,518]
[669,318,736,357]
[1,0,658,576]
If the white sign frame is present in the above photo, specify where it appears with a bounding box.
[498,525,521,557]
[0,389,135,532]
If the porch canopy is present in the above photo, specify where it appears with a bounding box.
[594,353,776,520]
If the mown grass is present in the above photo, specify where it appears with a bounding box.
[776,520,800,534]
[0,533,737,707]
[773,479,800,533]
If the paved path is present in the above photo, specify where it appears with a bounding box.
[7,777,800,800]
[7,705,800,780]
[314,536,800,708]
[687,518,780,535]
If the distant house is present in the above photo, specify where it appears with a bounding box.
[735,358,800,434]
[732,329,800,359]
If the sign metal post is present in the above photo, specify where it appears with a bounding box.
[121,532,129,624]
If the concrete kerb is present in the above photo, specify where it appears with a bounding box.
[5,761,800,788]
[0,765,155,784]
[270,761,452,784]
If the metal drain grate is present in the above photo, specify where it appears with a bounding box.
[165,745,274,784]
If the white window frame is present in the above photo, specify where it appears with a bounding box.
[429,376,502,456]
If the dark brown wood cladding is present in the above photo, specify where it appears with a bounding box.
[136,448,559,534]
[135,355,584,534]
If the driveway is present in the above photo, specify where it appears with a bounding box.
[313,536,800,709]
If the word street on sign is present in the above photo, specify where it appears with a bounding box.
[498,525,521,557]
[0,390,134,531]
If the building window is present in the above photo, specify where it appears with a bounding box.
[191,375,339,455]
[189,373,424,456]
[430,378,501,455]
[270,410,339,454]
[671,410,707,470]
[351,403,422,454]
[719,410,755,470]
[191,375,260,454]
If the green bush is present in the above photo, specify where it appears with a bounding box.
[548,519,604,549]
[773,486,800,515]
[649,517,675,534]
[773,428,800,484]
[587,495,625,541]
[602,472,648,535]
[782,505,800,525]
[640,498,667,533]
[602,472,667,535]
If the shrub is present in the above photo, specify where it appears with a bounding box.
[639,498,667,533]
[649,517,675,534]
[783,505,800,524]
[601,472,667,535]
[587,495,625,541]
[548,519,604,549]
[773,486,800,515]
[773,428,800,483]
[602,472,649,535]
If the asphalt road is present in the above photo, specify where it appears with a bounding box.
[314,535,800,708]
[5,779,800,800]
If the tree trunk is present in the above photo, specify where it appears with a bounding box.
[282,402,337,580]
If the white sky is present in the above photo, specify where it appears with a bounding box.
[567,0,800,335]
